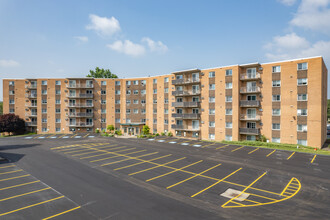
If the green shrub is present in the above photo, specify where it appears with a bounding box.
[167,132,173,137]
[155,133,160,136]
[101,133,109,137]
[115,129,122,136]
[161,132,165,136]
[109,133,114,137]
[258,135,268,142]
[107,125,115,133]
[95,128,100,133]
[142,125,150,135]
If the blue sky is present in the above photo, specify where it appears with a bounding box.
[1,0,330,100]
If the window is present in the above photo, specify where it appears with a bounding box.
[209,134,215,140]
[55,90,61,95]
[209,84,215,90]
[141,100,146,104]
[272,66,281,73]
[209,71,215,78]
[209,109,215,115]
[132,90,138,95]
[164,109,168,114]
[42,109,47,113]
[153,109,157,114]
[176,86,183,91]
[209,97,215,102]
[272,95,281,101]
[226,109,232,115]
[226,96,232,102]
[55,128,61,132]
[164,119,168,124]
[126,100,131,104]
[115,90,120,95]
[133,100,138,104]
[226,69,232,76]
[153,89,157,94]
[153,79,157,84]
[126,109,131,114]
[153,119,157,124]
[42,90,47,95]
[55,109,61,113]
[164,98,169,104]
[272,80,281,87]
[41,80,47,85]
[42,99,47,104]
[297,94,308,101]
[226,122,232,128]
[141,118,146,123]
[297,124,307,132]
[297,139,307,146]
[42,128,47,132]
[226,83,232,89]
[225,135,232,141]
[101,81,106,85]
[164,88,168,93]
[139,89,145,95]
[134,109,138,114]
[153,99,157,104]
[101,109,106,114]
[272,109,281,116]
[115,100,120,104]
[297,109,307,116]
[247,135,256,141]
[9,109,14,113]
[42,118,47,123]
[115,81,121,86]
[9,91,14,95]
[56,118,61,123]
[101,99,106,104]
[126,81,131,86]
[297,62,308,70]
[272,137,280,143]
[115,109,120,113]
[297,78,308,86]
[101,90,106,95]
[141,109,146,114]
[164,77,169,83]
[133,80,139,85]
[55,81,61,85]
[126,90,131,95]
[101,118,106,123]
[115,118,120,123]
[209,121,215,127]
[272,123,280,130]
[9,81,15,86]
[9,99,15,104]
[141,80,146,85]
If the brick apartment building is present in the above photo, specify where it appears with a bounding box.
[2,56,328,148]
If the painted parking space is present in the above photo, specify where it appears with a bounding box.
[22,134,97,140]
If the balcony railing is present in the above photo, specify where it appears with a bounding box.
[25,104,38,108]
[240,100,260,107]
[66,103,94,108]
[67,122,94,127]
[66,84,94,88]
[26,122,37,127]
[25,94,38,98]
[172,90,201,96]
[66,94,94,98]
[171,113,200,119]
[239,128,260,135]
[25,85,37,89]
[172,78,200,85]
[171,124,200,131]
[25,113,38,117]
[172,102,200,108]
[68,113,94,117]
[240,73,261,81]
[240,86,261,94]
[240,114,261,121]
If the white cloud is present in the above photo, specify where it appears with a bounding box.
[74,36,88,42]
[142,37,168,53]
[290,0,330,33]
[278,0,297,6]
[107,40,146,56]
[0,59,20,67]
[264,33,310,52]
[86,14,121,37]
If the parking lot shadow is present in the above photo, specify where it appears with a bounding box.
[0,144,40,164]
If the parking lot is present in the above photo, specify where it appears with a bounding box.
[0,135,329,219]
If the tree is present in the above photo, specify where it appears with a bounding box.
[142,125,150,135]
[0,114,26,135]
[107,125,115,133]
[0,101,3,115]
[86,67,118,78]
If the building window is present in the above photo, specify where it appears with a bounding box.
[115,118,120,123]
[297,78,308,86]
[101,109,106,114]
[115,109,120,113]
[164,77,169,83]
[164,109,168,114]
[56,118,61,123]
[272,109,281,116]
[134,109,138,114]
[209,97,215,103]
[153,109,157,114]
[126,109,131,114]
[246,135,256,141]
[153,79,157,84]
[153,99,157,104]
[153,89,157,94]
[133,90,139,95]
[42,90,47,95]
[272,80,281,87]
[101,90,106,95]
[126,81,131,86]
[226,69,232,76]
[115,100,120,104]
[55,90,60,95]
[141,80,146,85]
[272,95,281,101]
[42,99,47,104]
[115,90,120,95]
[141,109,146,114]
[272,123,280,130]
[164,119,168,124]
[42,118,47,123]
[141,100,146,104]
[272,137,280,143]
[141,118,146,123]
[226,122,232,128]
[226,96,232,102]
[226,83,232,89]
[55,109,61,113]
[54,81,61,86]
[164,98,169,104]
[153,119,157,124]
[101,81,106,85]
[209,84,215,90]
[209,71,215,78]
[115,81,121,86]
[9,99,15,104]
[209,109,215,115]
[297,139,307,146]
[225,135,232,141]
[209,121,215,127]
[42,128,47,132]
[272,66,281,73]
[297,94,308,101]
[209,134,215,140]
[101,99,106,104]
[297,62,308,70]
[55,128,61,132]
[41,80,47,85]
[226,109,232,115]
[141,90,146,95]
[126,100,131,105]
[133,100,138,104]
[9,109,15,113]
[55,99,60,104]
[9,90,15,95]
[9,81,15,86]
[101,118,106,123]
[133,80,139,85]
[126,90,131,95]
[297,124,307,132]
[42,109,47,113]
[164,88,168,93]
[297,109,307,116]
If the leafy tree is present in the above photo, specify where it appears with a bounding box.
[107,125,115,133]
[142,125,150,135]
[87,67,118,78]
[0,114,26,135]
[0,101,3,115]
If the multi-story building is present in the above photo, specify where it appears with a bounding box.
[2,56,328,148]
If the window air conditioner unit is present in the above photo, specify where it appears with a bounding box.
[64,80,68,83]
[259,67,263,71]
[201,73,204,76]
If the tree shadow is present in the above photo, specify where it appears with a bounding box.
[0,144,40,164]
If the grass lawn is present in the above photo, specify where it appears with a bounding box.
[0,132,37,138]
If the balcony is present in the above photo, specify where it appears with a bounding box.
[68,113,94,117]
[66,84,94,89]
[172,102,200,108]
[240,114,261,121]
[67,122,94,127]
[66,103,94,108]
[239,128,260,135]
[172,90,201,96]
[240,73,261,81]
[171,124,200,131]
[25,85,37,89]
[240,100,260,107]
[25,94,37,98]
[240,86,261,94]
[66,94,94,98]
[25,113,38,117]
[172,78,200,85]
[26,122,37,127]
[172,113,200,119]
[25,104,38,108]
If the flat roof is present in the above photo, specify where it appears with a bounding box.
[172,68,201,74]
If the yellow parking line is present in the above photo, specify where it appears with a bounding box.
[230,200,244,206]
[63,144,117,154]
[33,134,44,139]
[0,187,51,202]
[245,199,261,204]
[128,157,186,176]
[0,174,30,182]
[287,152,295,160]
[83,133,90,138]
[47,134,56,139]
[311,155,317,163]
[231,146,245,152]
[146,160,203,182]
[191,168,242,198]
[248,193,277,201]
[114,154,172,171]
[90,150,147,163]
[266,149,276,157]
[0,165,16,169]
[167,163,222,189]
[0,169,23,175]
[43,206,81,220]
[57,144,107,152]
[201,143,216,148]
[72,146,128,157]
[177,140,192,144]
[248,148,259,154]
[57,134,67,139]
[0,180,40,191]
[0,196,64,217]
[79,147,134,159]
[101,152,159,167]
[216,145,228,150]
[70,134,78,138]
[221,172,267,207]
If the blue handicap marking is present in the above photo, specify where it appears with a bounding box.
[88,136,95,138]
[50,136,57,139]
[181,143,189,145]
[193,145,202,147]
[157,140,165,142]
[24,137,33,139]
[169,141,177,144]
[75,136,81,138]
[38,136,45,139]
[62,136,69,138]
[148,139,155,141]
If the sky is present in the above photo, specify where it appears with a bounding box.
[1,0,330,100]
